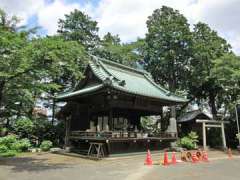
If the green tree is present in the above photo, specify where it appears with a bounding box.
[58,9,100,49]
[190,22,231,117]
[0,9,19,31]
[24,36,88,93]
[0,21,29,118]
[212,53,240,113]
[145,6,192,92]
[102,32,121,45]
[95,32,145,66]
[0,35,87,121]
[144,6,192,120]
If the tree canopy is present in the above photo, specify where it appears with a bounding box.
[0,6,240,128]
[58,9,100,50]
[145,6,193,92]
[0,9,87,122]
[190,22,231,117]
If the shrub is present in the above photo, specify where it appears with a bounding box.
[0,127,8,136]
[13,118,34,138]
[179,137,195,149]
[11,138,31,152]
[0,145,8,153]
[40,140,53,151]
[32,117,65,147]
[0,150,17,157]
[0,135,31,157]
[178,131,199,150]
[0,135,17,148]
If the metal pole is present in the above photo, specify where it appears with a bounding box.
[235,105,240,144]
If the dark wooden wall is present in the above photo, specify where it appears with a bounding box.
[70,104,89,131]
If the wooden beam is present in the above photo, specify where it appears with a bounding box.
[196,119,229,124]
[205,124,222,128]
[109,100,161,113]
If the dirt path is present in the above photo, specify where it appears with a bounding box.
[0,150,239,180]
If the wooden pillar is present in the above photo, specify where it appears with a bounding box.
[221,122,227,149]
[64,116,70,148]
[87,105,90,129]
[109,108,113,130]
[202,122,207,150]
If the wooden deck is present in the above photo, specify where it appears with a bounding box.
[69,131,177,142]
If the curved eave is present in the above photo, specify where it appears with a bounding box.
[55,84,104,101]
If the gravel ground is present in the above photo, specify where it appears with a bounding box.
[0,150,239,180]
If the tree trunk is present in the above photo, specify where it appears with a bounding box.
[0,81,5,119]
[209,91,217,119]
[0,81,5,107]
[167,74,178,138]
[168,77,177,119]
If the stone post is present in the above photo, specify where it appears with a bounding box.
[221,122,227,150]
[202,122,207,150]
[167,106,177,136]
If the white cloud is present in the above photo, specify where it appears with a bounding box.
[95,0,196,42]
[0,0,240,54]
[0,0,45,25]
[189,0,240,54]
[37,0,80,35]
[95,0,240,54]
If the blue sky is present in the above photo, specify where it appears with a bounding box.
[1,0,240,55]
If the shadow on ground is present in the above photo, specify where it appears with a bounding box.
[0,154,70,172]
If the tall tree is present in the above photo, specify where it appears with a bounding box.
[24,36,87,92]
[0,11,29,117]
[0,9,19,31]
[57,9,99,50]
[1,35,87,121]
[190,22,231,118]
[0,9,88,121]
[102,32,121,45]
[145,6,192,92]
[212,53,240,115]
[144,6,192,123]
[94,32,144,66]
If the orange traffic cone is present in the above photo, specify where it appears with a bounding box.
[228,148,232,159]
[162,151,169,166]
[171,152,177,165]
[144,149,153,165]
[202,151,209,162]
[191,152,199,163]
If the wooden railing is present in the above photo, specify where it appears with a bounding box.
[70,131,177,139]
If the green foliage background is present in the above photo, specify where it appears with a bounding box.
[0,6,240,148]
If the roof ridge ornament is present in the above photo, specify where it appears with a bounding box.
[90,54,100,67]
[119,80,126,86]
[103,77,113,86]
[166,91,171,96]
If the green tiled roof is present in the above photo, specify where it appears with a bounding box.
[56,55,188,103]
[56,84,104,100]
